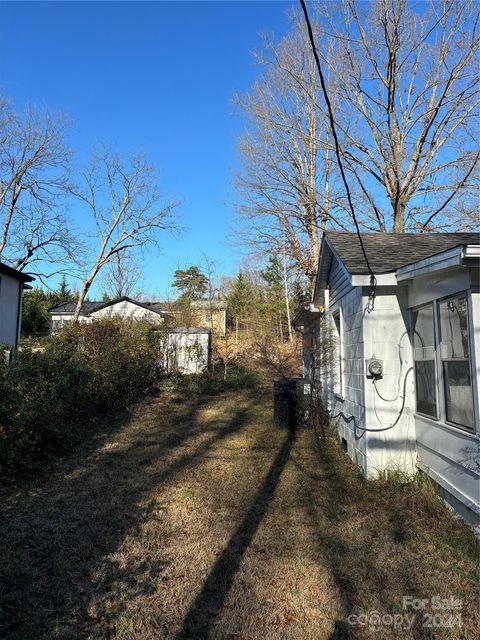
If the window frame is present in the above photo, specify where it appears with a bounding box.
[411,290,477,433]
[437,290,475,432]
[332,309,343,398]
[411,301,439,421]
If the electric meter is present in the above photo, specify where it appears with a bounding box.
[366,358,383,378]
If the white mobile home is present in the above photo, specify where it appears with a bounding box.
[0,262,34,347]
[49,297,167,332]
[296,232,479,529]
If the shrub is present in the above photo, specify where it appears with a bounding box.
[0,319,163,475]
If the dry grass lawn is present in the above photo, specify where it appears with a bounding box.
[0,383,478,639]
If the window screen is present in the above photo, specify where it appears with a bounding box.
[439,295,474,429]
[412,304,437,418]
[333,312,342,394]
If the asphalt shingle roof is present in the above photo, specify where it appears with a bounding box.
[49,301,105,314]
[49,297,168,316]
[326,231,480,275]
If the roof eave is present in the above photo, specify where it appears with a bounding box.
[0,262,35,282]
[312,235,334,305]
[395,244,477,282]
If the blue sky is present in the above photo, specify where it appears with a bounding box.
[0,1,295,296]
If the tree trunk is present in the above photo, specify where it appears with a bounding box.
[283,248,293,344]
[235,318,239,359]
[393,199,406,232]
[73,279,92,321]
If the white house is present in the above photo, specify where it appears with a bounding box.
[295,232,480,530]
[49,296,167,332]
[0,261,34,347]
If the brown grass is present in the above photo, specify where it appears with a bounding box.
[0,383,478,639]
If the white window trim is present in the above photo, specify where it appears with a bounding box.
[332,309,343,399]
[412,301,439,421]
[411,290,477,434]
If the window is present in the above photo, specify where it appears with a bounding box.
[411,293,475,431]
[412,303,437,418]
[438,295,474,429]
[332,311,342,395]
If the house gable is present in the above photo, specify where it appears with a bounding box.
[90,298,164,322]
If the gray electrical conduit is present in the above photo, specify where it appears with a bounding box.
[320,326,423,435]
[327,366,413,435]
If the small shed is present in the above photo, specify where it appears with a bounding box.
[164,328,211,375]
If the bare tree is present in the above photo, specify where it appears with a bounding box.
[316,0,479,231]
[73,148,179,320]
[0,96,77,278]
[201,253,218,335]
[100,250,144,299]
[234,18,348,295]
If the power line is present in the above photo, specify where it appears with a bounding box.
[299,0,377,312]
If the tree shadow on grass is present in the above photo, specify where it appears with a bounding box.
[174,428,296,640]
[0,392,255,640]
[292,427,479,640]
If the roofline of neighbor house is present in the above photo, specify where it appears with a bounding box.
[49,296,168,316]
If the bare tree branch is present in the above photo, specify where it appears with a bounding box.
[72,148,181,320]
[0,95,78,273]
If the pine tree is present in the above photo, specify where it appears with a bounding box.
[56,275,72,301]
[226,273,253,330]
[172,266,208,303]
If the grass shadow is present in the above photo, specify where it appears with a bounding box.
[175,428,296,639]
[0,391,254,640]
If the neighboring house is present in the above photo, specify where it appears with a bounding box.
[154,300,227,335]
[0,262,34,347]
[164,327,211,375]
[49,297,227,335]
[49,296,167,332]
[295,232,479,530]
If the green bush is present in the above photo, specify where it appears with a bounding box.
[0,319,163,475]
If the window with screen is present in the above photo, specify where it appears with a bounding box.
[412,303,437,418]
[332,311,342,395]
[438,295,474,429]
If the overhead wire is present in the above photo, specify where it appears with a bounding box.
[299,0,377,313]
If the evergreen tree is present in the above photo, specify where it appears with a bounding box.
[226,272,253,330]
[21,289,52,336]
[260,256,289,342]
[172,266,208,303]
[57,275,72,300]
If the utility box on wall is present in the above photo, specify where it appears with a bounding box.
[164,328,211,375]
